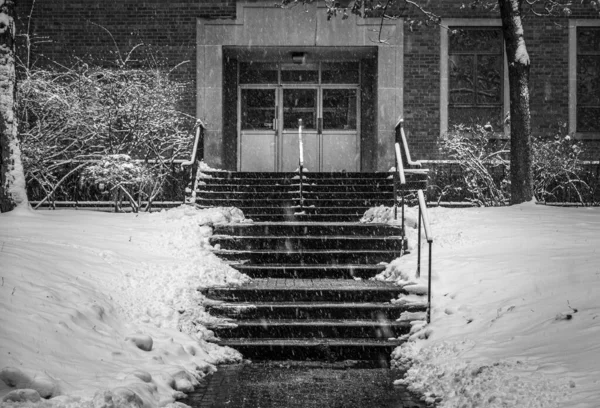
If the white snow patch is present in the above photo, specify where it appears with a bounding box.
[0,206,249,407]
[389,204,600,408]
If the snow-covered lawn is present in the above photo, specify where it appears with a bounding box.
[0,206,248,407]
[383,203,600,408]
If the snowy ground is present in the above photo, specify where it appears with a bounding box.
[0,206,249,407]
[377,203,600,408]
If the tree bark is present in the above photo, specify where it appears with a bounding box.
[0,0,28,212]
[499,0,534,204]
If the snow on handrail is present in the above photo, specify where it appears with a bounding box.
[417,190,433,243]
[395,142,406,185]
[181,119,206,168]
[395,118,422,168]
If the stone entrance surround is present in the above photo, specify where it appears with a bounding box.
[197,1,404,171]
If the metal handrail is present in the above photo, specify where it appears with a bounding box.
[298,119,304,211]
[416,189,433,323]
[181,119,206,168]
[393,142,407,245]
[395,118,422,168]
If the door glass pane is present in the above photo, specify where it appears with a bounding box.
[241,89,276,130]
[283,89,317,129]
[239,62,278,84]
[322,89,357,130]
[321,62,360,84]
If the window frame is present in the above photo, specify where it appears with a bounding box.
[569,19,600,140]
[440,19,510,138]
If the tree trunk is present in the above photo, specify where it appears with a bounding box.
[0,0,28,212]
[499,0,534,204]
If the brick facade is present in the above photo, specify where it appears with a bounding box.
[15,0,600,162]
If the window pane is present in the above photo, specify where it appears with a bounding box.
[283,89,317,129]
[476,55,503,104]
[449,55,475,104]
[239,63,278,84]
[241,89,276,130]
[577,107,600,132]
[322,89,357,130]
[281,70,318,83]
[578,28,600,54]
[448,27,504,128]
[321,62,360,84]
[449,28,502,54]
[577,55,600,106]
[448,106,503,128]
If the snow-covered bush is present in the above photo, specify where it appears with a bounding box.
[18,61,195,208]
[435,124,510,206]
[532,129,592,204]
[433,123,595,205]
[81,154,157,212]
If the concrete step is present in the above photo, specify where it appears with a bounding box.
[210,235,404,251]
[201,279,405,303]
[196,198,396,207]
[212,319,412,339]
[196,191,395,200]
[229,264,387,279]
[213,222,403,237]
[214,338,403,364]
[211,206,372,215]
[198,183,400,193]
[213,249,402,264]
[201,171,409,179]
[207,301,426,320]
[243,213,367,222]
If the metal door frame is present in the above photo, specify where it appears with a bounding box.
[237,72,361,172]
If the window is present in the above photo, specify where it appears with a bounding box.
[448,27,504,128]
[569,22,600,136]
[440,19,509,137]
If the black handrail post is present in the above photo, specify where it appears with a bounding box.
[298,119,304,212]
[417,206,422,279]
[427,242,432,324]
[393,175,398,220]
[198,124,205,163]
[401,192,405,241]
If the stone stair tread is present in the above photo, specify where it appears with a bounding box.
[211,278,399,290]
[227,319,412,327]
[217,338,404,346]
[216,221,395,226]
[214,249,398,255]
[212,235,403,240]
[231,264,386,270]
[212,301,410,308]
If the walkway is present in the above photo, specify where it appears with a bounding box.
[181,362,433,408]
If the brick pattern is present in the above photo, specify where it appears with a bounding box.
[15,0,600,159]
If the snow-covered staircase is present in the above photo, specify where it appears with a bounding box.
[198,171,428,366]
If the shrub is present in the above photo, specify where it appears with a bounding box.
[531,129,591,203]
[432,123,595,206]
[18,61,195,210]
[80,154,158,212]
[435,124,510,206]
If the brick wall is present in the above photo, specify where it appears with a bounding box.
[15,0,236,116]
[14,0,600,159]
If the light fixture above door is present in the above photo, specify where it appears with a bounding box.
[291,52,307,65]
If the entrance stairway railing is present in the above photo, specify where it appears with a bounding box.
[417,189,433,323]
[182,119,207,204]
[394,119,433,323]
[298,119,304,212]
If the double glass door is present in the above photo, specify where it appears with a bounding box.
[239,86,359,172]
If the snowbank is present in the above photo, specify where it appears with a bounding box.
[385,204,600,408]
[0,205,249,407]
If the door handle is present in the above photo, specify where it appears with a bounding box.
[317,117,323,135]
